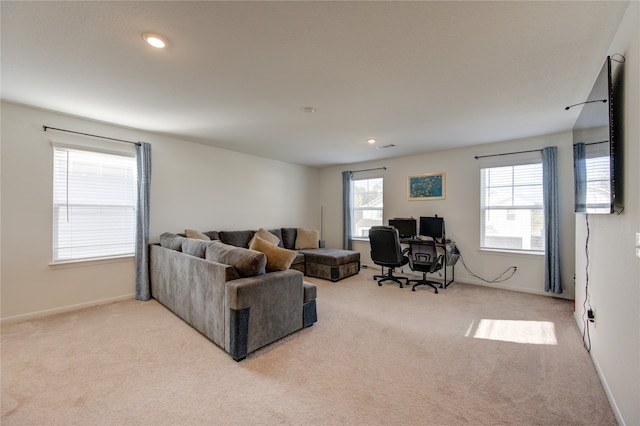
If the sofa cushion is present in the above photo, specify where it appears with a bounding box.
[205,241,266,278]
[268,228,284,247]
[185,229,211,240]
[182,239,211,258]
[249,227,280,246]
[159,232,186,251]
[219,230,254,248]
[295,228,320,249]
[204,231,220,241]
[281,228,297,250]
[249,235,298,272]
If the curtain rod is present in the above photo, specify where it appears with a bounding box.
[475,140,609,160]
[474,149,541,160]
[43,125,140,146]
[347,167,387,173]
[576,140,608,146]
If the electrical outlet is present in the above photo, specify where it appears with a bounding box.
[588,309,595,323]
[636,232,640,258]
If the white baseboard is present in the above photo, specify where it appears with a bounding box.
[0,293,136,324]
[590,351,625,425]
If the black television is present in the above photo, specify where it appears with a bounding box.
[572,55,624,214]
[419,216,445,243]
[388,218,416,239]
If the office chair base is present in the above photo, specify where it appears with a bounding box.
[375,267,409,288]
[409,279,441,294]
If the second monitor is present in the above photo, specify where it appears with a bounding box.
[419,216,445,243]
[388,218,417,239]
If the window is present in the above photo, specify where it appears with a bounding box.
[584,143,611,213]
[53,146,137,262]
[351,177,383,238]
[480,162,544,252]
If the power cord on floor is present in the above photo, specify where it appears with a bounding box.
[457,249,517,284]
[582,214,592,353]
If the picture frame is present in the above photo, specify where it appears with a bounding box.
[407,172,446,201]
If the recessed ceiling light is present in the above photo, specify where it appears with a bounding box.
[367,138,377,144]
[143,33,167,48]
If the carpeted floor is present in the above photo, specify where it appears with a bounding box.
[1,268,616,425]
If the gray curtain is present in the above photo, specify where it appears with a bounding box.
[342,171,352,250]
[542,146,561,294]
[135,142,152,300]
[573,142,586,212]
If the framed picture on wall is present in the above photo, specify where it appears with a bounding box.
[407,172,446,201]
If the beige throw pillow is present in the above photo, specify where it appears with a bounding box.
[249,228,280,247]
[249,235,297,272]
[185,229,211,240]
[295,228,320,249]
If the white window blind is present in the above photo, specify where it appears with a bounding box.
[351,177,383,238]
[53,146,137,262]
[584,143,611,213]
[480,162,544,252]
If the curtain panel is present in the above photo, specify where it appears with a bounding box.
[542,146,562,294]
[135,142,152,300]
[342,171,353,250]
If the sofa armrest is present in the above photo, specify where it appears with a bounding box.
[224,269,304,359]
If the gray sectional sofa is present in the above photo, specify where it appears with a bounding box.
[200,227,361,282]
[150,233,317,361]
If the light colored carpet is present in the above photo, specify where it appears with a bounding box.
[2,269,616,425]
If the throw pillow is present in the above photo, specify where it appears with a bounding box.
[185,229,211,240]
[249,227,280,247]
[182,239,212,258]
[205,241,266,278]
[250,235,298,272]
[159,232,186,251]
[295,228,320,249]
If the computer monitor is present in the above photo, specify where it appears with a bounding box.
[419,216,445,243]
[388,218,416,239]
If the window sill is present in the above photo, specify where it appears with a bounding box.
[49,255,134,269]
[479,248,544,258]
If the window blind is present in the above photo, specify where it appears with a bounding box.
[351,177,383,238]
[53,146,137,262]
[584,143,611,213]
[480,162,544,252]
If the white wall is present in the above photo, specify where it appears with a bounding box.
[0,102,320,321]
[574,3,640,425]
[319,131,575,299]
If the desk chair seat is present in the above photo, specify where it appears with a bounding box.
[369,226,409,288]
[407,240,444,294]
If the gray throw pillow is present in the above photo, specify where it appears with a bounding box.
[205,241,267,278]
[160,232,186,251]
[182,239,212,258]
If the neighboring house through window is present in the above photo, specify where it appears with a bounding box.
[52,145,137,262]
[351,177,383,238]
[480,160,544,252]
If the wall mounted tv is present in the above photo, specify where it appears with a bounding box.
[572,55,624,214]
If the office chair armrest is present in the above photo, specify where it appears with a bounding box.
[430,254,445,273]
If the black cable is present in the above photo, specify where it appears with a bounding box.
[582,214,592,352]
[457,250,517,284]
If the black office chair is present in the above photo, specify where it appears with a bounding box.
[369,226,409,288]
[407,239,444,294]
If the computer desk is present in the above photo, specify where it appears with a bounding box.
[400,238,455,289]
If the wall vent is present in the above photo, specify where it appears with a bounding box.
[377,144,395,149]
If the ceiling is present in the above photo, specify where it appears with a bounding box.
[0,1,629,167]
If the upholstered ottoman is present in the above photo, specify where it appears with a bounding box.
[299,248,360,282]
